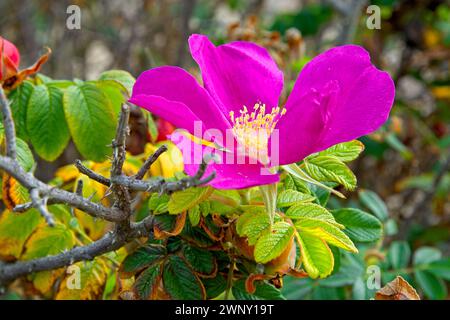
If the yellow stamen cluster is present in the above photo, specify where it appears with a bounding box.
[229,103,286,163]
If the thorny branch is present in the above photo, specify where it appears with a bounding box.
[0,87,214,288]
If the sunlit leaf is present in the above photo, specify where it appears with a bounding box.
[236,210,271,245]
[0,209,41,260]
[296,232,334,279]
[277,189,315,207]
[303,156,356,190]
[315,140,364,162]
[168,187,213,214]
[254,221,294,264]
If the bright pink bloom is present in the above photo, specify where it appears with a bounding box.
[0,37,21,81]
[130,34,395,189]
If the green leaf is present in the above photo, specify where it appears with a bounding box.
[211,189,241,207]
[388,241,411,269]
[202,275,227,299]
[168,187,212,214]
[98,70,135,95]
[286,203,342,227]
[16,138,34,172]
[0,209,41,260]
[297,232,334,279]
[188,205,201,227]
[56,259,107,300]
[359,190,388,221]
[121,244,166,274]
[413,247,442,266]
[22,224,74,260]
[332,208,382,242]
[63,83,116,162]
[427,259,450,280]
[414,270,447,300]
[94,80,125,116]
[283,174,311,194]
[232,279,285,300]
[26,85,70,161]
[303,156,356,190]
[236,211,271,245]
[9,81,34,140]
[148,193,170,214]
[162,255,205,300]
[183,245,216,276]
[134,263,162,299]
[277,189,315,207]
[146,113,158,143]
[254,221,294,263]
[316,140,364,162]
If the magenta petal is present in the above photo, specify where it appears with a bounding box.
[273,45,395,165]
[130,66,231,136]
[188,34,283,114]
[171,131,279,189]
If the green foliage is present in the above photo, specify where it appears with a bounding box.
[332,208,383,243]
[303,156,357,191]
[63,82,116,162]
[27,84,70,161]
[168,187,212,214]
[254,221,294,263]
[232,279,285,300]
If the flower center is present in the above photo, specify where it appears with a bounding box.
[229,103,286,164]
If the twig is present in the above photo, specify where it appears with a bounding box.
[110,105,132,229]
[75,160,111,186]
[75,179,84,196]
[134,144,168,180]
[0,155,125,222]
[30,188,55,227]
[111,104,130,178]
[0,88,17,159]
[111,159,215,194]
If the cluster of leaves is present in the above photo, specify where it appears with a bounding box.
[7,70,141,162]
[0,133,183,299]
[282,189,450,300]
[115,140,386,300]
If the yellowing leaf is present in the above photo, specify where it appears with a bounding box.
[297,232,334,279]
[168,187,213,214]
[157,141,184,178]
[22,224,75,260]
[22,224,75,294]
[74,175,109,240]
[143,144,162,177]
[56,259,108,300]
[1,173,30,210]
[254,221,295,264]
[55,164,80,183]
[296,219,357,253]
[0,209,41,260]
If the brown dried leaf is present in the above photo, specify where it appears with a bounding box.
[375,276,420,300]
